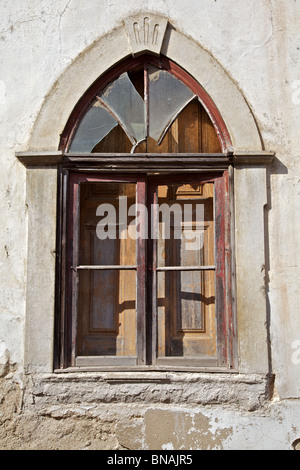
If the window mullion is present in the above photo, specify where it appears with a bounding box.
[69,179,81,367]
[148,180,158,366]
[146,179,158,365]
[144,63,149,153]
[136,179,147,365]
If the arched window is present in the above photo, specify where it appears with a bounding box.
[57,56,234,370]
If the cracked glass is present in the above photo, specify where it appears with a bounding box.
[148,65,195,143]
[69,101,118,152]
[69,66,198,152]
[98,72,146,145]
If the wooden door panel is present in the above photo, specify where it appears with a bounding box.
[175,271,204,332]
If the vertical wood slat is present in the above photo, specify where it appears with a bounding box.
[177,99,201,153]
[54,168,62,369]
[201,105,222,153]
[144,64,149,153]
[55,168,67,369]
[68,175,80,366]
[146,179,158,365]
[225,167,236,368]
[214,169,235,368]
[214,174,227,366]
[61,170,69,368]
[152,188,158,365]
[136,179,147,365]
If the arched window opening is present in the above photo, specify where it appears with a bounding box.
[61,56,228,154]
[57,56,234,371]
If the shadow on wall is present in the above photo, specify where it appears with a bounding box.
[292,438,300,450]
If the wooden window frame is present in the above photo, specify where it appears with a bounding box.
[55,158,235,372]
[54,55,236,371]
[68,172,147,369]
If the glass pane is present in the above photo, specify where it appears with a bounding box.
[98,72,146,144]
[79,182,136,266]
[157,270,216,358]
[77,269,136,357]
[156,183,214,267]
[69,101,118,152]
[148,66,195,143]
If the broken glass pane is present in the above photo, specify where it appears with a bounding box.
[69,101,118,152]
[98,72,146,144]
[148,66,195,143]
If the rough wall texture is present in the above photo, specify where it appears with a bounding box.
[0,368,299,450]
[0,0,300,449]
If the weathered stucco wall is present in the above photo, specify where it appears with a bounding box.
[0,0,299,449]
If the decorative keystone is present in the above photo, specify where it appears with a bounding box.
[124,13,168,57]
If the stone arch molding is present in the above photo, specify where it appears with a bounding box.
[28,12,262,152]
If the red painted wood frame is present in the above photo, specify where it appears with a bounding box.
[59,54,232,153]
[62,170,233,369]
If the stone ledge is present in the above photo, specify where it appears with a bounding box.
[233,150,275,165]
[24,372,274,412]
[15,151,63,166]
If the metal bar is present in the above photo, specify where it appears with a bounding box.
[76,265,137,270]
[155,265,215,271]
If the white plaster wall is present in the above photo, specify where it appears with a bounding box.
[0,0,300,447]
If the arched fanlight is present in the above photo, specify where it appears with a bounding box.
[69,65,196,153]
